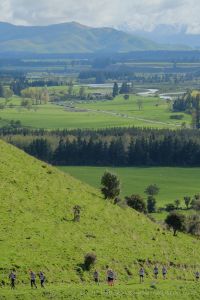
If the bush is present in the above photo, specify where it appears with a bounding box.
[165,203,176,212]
[101,171,121,200]
[170,114,184,120]
[145,184,160,196]
[126,194,147,213]
[114,197,122,205]
[165,212,185,236]
[124,94,129,100]
[147,196,157,213]
[192,199,200,211]
[84,253,97,271]
[187,215,200,236]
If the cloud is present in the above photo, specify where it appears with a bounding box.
[0,0,200,33]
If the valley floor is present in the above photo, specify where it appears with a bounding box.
[58,166,200,206]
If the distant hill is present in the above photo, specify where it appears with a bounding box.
[0,22,189,54]
[1,139,200,283]
[130,24,199,49]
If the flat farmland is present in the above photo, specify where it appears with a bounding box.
[58,166,200,207]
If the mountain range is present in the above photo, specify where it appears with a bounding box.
[130,24,200,50]
[0,21,190,54]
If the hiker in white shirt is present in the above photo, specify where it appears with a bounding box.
[93,270,100,284]
[162,266,167,280]
[106,267,115,286]
[154,266,159,279]
[39,271,45,288]
[195,271,200,281]
[9,271,16,289]
[139,267,145,283]
[30,271,37,289]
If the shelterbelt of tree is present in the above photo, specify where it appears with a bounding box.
[1,138,200,286]
[2,127,200,166]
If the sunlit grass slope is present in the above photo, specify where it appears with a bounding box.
[1,139,200,289]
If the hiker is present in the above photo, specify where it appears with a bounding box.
[9,271,16,289]
[139,267,145,283]
[195,271,200,281]
[154,266,159,279]
[162,266,167,280]
[30,270,37,289]
[106,267,115,286]
[39,271,45,288]
[93,270,99,284]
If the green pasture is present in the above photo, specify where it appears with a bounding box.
[0,94,191,129]
[58,166,200,207]
[76,94,190,126]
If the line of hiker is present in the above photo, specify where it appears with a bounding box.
[7,266,200,289]
[139,266,167,283]
[8,270,46,289]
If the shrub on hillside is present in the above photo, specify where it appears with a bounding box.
[165,203,176,212]
[192,199,200,211]
[84,253,97,271]
[145,184,160,196]
[165,212,185,236]
[187,215,200,236]
[147,196,157,213]
[184,196,191,209]
[101,171,121,200]
[125,194,147,213]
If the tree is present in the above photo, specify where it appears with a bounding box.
[0,83,4,97]
[147,196,157,213]
[165,203,176,212]
[21,99,32,109]
[41,87,49,104]
[165,212,185,236]
[119,82,130,94]
[123,94,129,100]
[68,81,74,96]
[79,86,86,99]
[3,87,13,100]
[187,215,200,236]
[174,199,181,209]
[112,82,119,98]
[145,184,160,196]
[101,171,120,200]
[26,138,51,161]
[194,95,200,129]
[184,196,191,210]
[125,194,147,213]
[192,199,200,211]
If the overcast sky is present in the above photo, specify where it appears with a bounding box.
[0,0,200,33]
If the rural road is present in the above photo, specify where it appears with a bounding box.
[70,105,182,127]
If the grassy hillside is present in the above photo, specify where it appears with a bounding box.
[58,166,200,206]
[1,139,200,298]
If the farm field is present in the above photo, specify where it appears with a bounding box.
[58,166,200,207]
[0,94,190,129]
[76,94,190,126]
[0,103,143,129]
